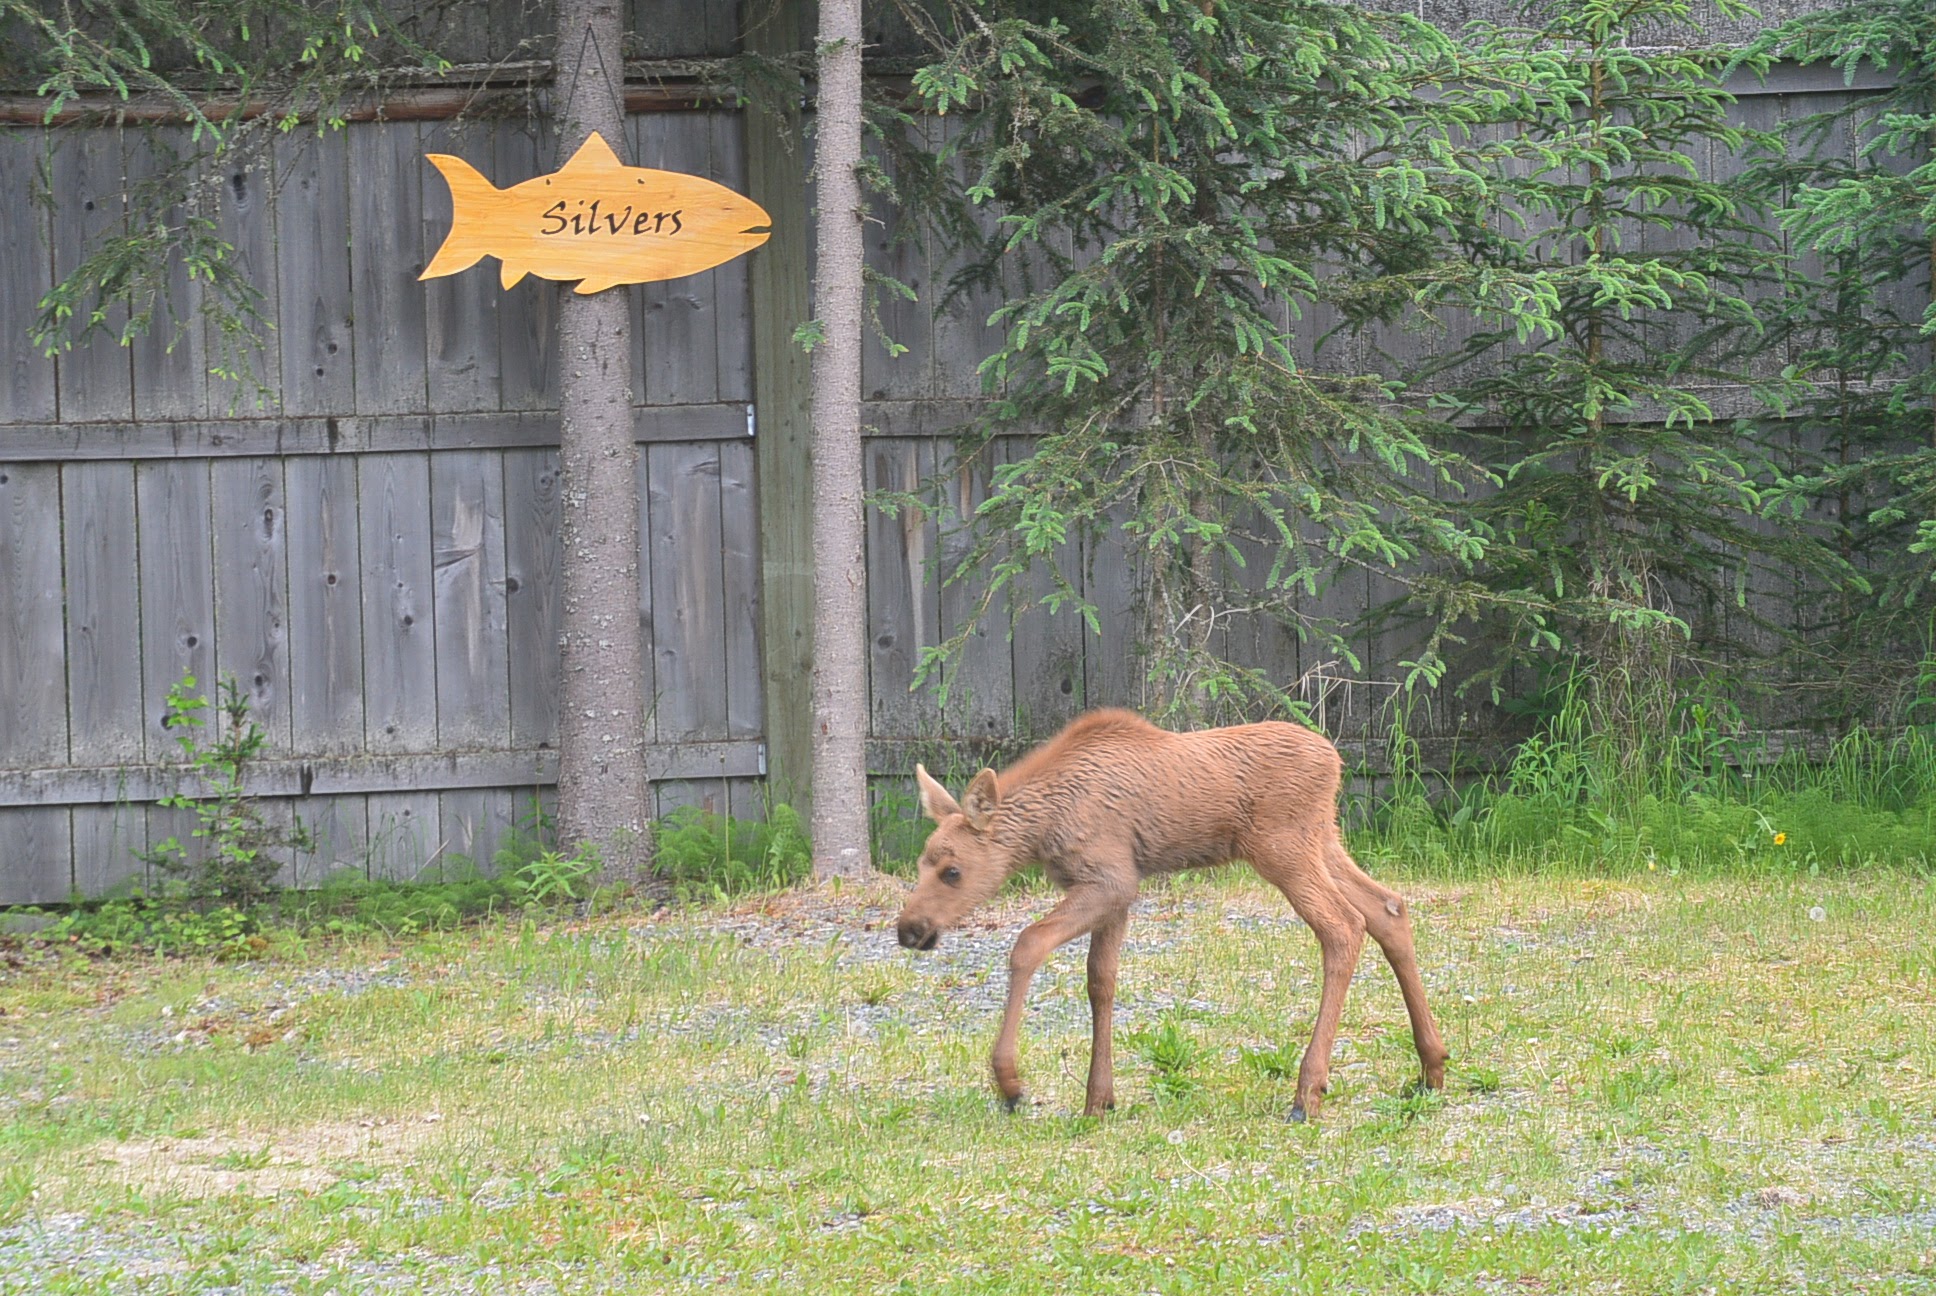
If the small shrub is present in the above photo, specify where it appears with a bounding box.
[139,673,310,908]
[651,803,811,901]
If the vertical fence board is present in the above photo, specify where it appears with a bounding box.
[422,118,503,414]
[349,121,429,415]
[1002,438,1087,738]
[0,809,71,904]
[495,119,559,411]
[718,439,764,739]
[72,803,147,897]
[207,139,280,414]
[440,788,514,876]
[635,453,660,738]
[647,443,727,740]
[655,778,726,819]
[0,464,67,765]
[864,129,933,403]
[634,114,720,405]
[211,458,292,751]
[1084,511,1143,712]
[51,127,133,421]
[709,112,754,402]
[505,448,563,749]
[63,462,144,763]
[286,456,366,754]
[358,453,438,752]
[276,130,355,415]
[866,438,940,737]
[126,125,209,420]
[295,794,370,883]
[0,128,56,422]
[366,793,443,883]
[135,460,215,753]
[935,439,1012,742]
[432,450,511,748]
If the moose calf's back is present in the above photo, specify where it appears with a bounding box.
[995,710,1345,880]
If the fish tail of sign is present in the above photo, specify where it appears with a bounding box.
[420,154,499,281]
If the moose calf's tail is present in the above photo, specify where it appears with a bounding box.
[419,154,501,281]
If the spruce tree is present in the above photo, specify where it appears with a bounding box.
[903,0,1496,724]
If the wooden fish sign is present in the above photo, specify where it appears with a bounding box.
[419,131,772,294]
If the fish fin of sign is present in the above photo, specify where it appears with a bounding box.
[420,153,502,281]
[560,131,624,175]
[573,275,623,295]
[499,260,529,290]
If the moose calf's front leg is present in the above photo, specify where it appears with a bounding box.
[991,890,1118,1110]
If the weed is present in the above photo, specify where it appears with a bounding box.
[1127,1013,1201,1099]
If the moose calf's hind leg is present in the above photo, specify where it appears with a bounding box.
[1259,842,1368,1122]
[1083,911,1128,1117]
[1329,845,1448,1091]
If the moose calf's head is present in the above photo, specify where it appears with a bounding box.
[896,764,1013,952]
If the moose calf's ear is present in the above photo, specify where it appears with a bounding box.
[916,764,964,823]
[962,768,1001,831]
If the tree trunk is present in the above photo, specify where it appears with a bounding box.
[553,0,651,878]
[809,0,872,880]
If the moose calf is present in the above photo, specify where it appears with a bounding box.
[896,708,1448,1120]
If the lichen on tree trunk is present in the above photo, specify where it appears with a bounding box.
[552,0,651,878]
[809,0,872,880]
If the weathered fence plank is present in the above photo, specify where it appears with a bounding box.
[0,809,71,904]
[295,794,369,883]
[635,112,722,405]
[62,462,145,764]
[709,111,755,403]
[72,802,147,896]
[135,460,215,752]
[432,450,512,749]
[367,792,442,882]
[126,126,210,421]
[50,127,132,421]
[208,136,280,415]
[504,448,564,749]
[349,120,429,415]
[285,456,366,754]
[647,442,727,741]
[1002,437,1088,737]
[422,117,503,415]
[718,439,764,739]
[0,464,67,766]
[275,129,354,415]
[357,452,439,753]
[440,787,515,876]
[494,120,559,411]
[0,129,56,422]
[866,437,941,736]
[211,457,292,750]
[935,439,1013,742]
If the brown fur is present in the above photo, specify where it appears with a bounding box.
[896,708,1448,1119]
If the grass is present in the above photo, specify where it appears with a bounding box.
[2,863,1933,1293]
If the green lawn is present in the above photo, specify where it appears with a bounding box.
[2,866,1933,1293]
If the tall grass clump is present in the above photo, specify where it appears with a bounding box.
[1361,670,1936,874]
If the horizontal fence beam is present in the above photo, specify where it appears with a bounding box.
[0,742,765,808]
[0,404,753,461]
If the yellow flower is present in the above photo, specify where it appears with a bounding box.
[1773,832,1788,846]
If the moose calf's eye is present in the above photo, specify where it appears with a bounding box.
[942,866,962,885]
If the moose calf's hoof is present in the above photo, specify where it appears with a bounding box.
[1285,1105,1308,1124]
[1002,1094,1024,1113]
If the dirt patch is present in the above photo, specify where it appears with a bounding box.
[88,1114,446,1198]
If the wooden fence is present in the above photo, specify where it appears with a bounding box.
[0,34,1922,901]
